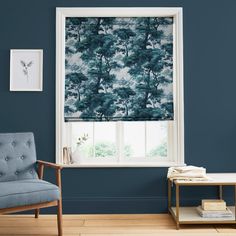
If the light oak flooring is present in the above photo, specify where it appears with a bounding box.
[0,214,236,236]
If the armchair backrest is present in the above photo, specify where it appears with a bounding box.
[0,132,38,182]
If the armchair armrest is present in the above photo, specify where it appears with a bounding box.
[34,160,63,221]
[37,160,63,170]
[36,160,63,188]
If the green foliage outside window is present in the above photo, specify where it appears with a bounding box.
[79,141,166,159]
[147,141,167,157]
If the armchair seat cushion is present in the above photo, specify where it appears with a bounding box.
[0,179,60,209]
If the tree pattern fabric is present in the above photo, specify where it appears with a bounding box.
[65,17,174,121]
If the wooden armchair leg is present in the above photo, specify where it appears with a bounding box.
[35,209,40,218]
[57,199,63,236]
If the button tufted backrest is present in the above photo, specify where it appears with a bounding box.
[0,133,38,182]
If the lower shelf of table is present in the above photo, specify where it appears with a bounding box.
[170,206,236,224]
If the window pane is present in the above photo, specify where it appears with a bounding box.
[69,121,169,164]
[94,122,117,159]
[146,121,168,158]
[123,122,145,158]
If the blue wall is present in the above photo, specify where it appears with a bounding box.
[0,0,236,214]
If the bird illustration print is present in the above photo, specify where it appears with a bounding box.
[20,60,33,81]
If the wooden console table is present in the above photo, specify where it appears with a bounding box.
[168,173,236,229]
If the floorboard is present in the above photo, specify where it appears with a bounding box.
[0,214,235,235]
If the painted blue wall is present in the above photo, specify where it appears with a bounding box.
[0,0,236,213]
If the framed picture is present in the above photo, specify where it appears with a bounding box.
[10,49,43,91]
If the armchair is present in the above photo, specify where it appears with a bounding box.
[0,133,63,236]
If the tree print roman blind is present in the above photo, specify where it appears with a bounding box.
[64,17,174,121]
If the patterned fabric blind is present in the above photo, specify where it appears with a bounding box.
[64,17,174,121]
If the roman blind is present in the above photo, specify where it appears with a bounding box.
[64,17,174,122]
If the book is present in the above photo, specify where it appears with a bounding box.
[63,147,68,164]
[202,199,226,211]
[63,147,72,164]
[196,206,232,218]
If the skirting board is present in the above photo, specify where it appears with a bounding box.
[15,197,167,214]
[15,196,235,214]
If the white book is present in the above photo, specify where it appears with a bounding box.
[202,199,226,211]
[196,206,232,218]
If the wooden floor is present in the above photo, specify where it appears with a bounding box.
[0,214,236,236]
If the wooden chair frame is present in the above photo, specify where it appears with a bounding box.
[0,160,63,236]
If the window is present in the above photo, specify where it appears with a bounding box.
[62,118,182,166]
[56,7,184,167]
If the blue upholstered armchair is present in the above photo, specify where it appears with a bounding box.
[0,133,63,236]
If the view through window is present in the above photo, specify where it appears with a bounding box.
[68,121,170,164]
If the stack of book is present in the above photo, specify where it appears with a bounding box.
[196,199,232,218]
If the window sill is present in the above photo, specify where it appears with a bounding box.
[58,162,186,168]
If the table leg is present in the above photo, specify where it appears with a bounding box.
[176,184,180,230]
[219,185,223,199]
[168,179,172,210]
[235,185,236,226]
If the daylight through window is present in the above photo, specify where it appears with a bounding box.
[67,121,171,163]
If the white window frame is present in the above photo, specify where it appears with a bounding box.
[56,7,184,167]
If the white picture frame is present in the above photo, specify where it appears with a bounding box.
[10,49,43,91]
